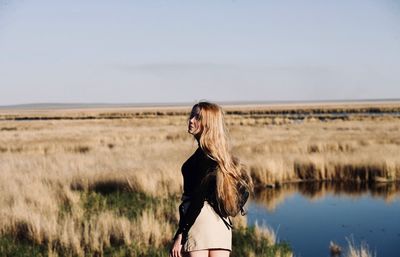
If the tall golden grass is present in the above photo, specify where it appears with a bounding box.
[238,117,400,186]
[0,102,398,255]
[0,117,188,255]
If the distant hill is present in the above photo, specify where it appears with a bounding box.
[0,99,399,110]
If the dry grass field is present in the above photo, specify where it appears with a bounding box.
[0,101,399,256]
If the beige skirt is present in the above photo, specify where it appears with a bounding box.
[182,201,232,252]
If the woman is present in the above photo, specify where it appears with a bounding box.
[169,102,252,257]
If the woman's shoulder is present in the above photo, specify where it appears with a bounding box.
[197,148,217,164]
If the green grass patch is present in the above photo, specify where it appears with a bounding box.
[0,235,46,257]
[232,227,292,257]
[103,243,170,257]
[0,234,171,257]
[81,190,179,223]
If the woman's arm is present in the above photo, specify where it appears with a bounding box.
[169,233,183,257]
[173,189,205,241]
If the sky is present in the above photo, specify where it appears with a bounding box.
[1,0,400,105]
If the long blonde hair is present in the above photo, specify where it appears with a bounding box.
[193,101,253,216]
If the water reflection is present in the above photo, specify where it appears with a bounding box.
[253,182,400,212]
[250,182,400,257]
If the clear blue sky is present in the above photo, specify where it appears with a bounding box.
[1,0,399,105]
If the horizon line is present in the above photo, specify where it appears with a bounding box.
[0,98,399,110]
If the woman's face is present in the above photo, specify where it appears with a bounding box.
[188,106,202,136]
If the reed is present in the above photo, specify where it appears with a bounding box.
[345,238,375,257]
[240,119,400,186]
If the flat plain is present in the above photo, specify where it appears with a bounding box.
[0,101,399,257]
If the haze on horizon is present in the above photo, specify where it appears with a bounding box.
[1,0,400,105]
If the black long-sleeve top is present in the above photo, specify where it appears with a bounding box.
[174,147,218,239]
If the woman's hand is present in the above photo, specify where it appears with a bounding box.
[169,234,183,257]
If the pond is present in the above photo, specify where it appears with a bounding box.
[248,182,400,257]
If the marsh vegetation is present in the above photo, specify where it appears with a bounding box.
[0,102,398,256]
